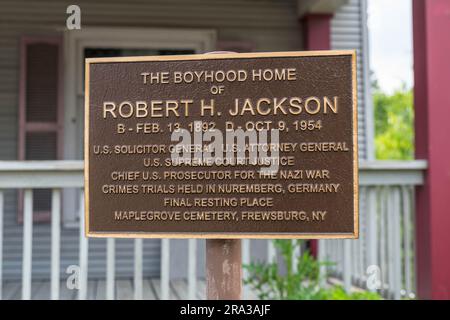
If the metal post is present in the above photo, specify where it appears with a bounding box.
[206,239,242,300]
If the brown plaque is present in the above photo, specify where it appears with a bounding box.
[85,51,358,239]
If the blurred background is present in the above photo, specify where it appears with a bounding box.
[0,0,448,300]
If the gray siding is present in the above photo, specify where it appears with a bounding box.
[331,0,371,159]
[0,0,302,280]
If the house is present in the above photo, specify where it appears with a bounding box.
[0,0,448,300]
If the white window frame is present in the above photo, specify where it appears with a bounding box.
[62,27,217,226]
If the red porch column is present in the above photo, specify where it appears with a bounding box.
[413,0,450,300]
[302,14,332,51]
[301,13,333,257]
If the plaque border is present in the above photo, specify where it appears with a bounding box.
[84,50,359,239]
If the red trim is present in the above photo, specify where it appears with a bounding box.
[18,38,27,161]
[18,35,64,223]
[413,0,450,300]
[413,0,430,299]
[301,13,333,257]
[25,122,60,132]
[18,35,64,160]
[56,35,64,160]
[302,14,333,51]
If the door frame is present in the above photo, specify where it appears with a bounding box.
[62,27,217,225]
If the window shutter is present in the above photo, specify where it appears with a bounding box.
[18,36,63,222]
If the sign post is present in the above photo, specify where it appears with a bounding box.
[204,52,242,300]
[206,239,242,299]
[84,50,358,299]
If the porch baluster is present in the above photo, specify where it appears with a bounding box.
[50,189,61,300]
[379,187,387,295]
[188,239,197,300]
[402,186,413,298]
[343,239,352,291]
[242,239,250,299]
[392,188,402,299]
[161,238,170,299]
[78,190,88,300]
[267,240,276,263]
[0,191,3,299]
[366,186,378,289]
[22,189,33,300]
[106,238,115,300]
[134,238,143,300]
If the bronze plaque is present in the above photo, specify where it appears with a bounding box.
[85,51,358,238]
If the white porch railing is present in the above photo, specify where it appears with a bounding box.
[319,160,427,299]
[0,161,203,300]
[0,160,426,300]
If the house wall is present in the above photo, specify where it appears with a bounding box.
[0,0,302,280]
[331,0,371,160]
[0,0,370,280]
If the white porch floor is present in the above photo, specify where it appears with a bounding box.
[2,278,209,300]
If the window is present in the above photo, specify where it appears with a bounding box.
[18,36,63,222]
[63,27,216,225]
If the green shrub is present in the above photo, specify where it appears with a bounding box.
[327,286,381,300]
[244,240,381,300]
[373,85,414,160]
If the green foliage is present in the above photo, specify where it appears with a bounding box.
[327,286,382,300]
[244,240,382,300]
[373,84,414,160]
